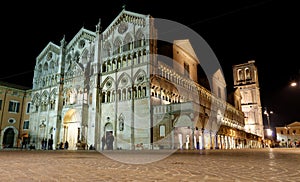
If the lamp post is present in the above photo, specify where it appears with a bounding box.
[285,125,290,148]
[264,107,273,147]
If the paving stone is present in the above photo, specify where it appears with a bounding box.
[0,148,299,181]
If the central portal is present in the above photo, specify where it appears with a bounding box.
[63,109,81,150]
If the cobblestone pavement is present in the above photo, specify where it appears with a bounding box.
[0,148,299,182]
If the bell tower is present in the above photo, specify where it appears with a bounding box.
[232,60,264,139]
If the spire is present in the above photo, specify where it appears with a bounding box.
[60,35,66,47]
[122,3,126,10]
[96,18,101,33]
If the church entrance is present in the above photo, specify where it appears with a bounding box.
[174,127,193,150]
[173,115,194,150]
[3,128,15,148]
[104,123,114,150]
[63,109,81,150]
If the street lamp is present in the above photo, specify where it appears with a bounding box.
[264,108,273,130]
[264,107,273,147]
[290,81,297,87]
[290,69,300,87]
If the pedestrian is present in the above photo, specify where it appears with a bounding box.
[59,141,63,149]
[106,132,114,150]
[101,135,106,150]
[64,141,69,150]
[21,140,25,150]
[41,138,45,150]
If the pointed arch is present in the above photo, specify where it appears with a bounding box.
[103,41,112,58]
[117,72,132,87]
[49,88,57,110]
[41,90,49,100]
[63,108,81,124]
[101,76,116,90]
[133,69,147,84]
[81,49,89,64]
[123,33,134,52]
[113,37,122,54]
[32,93,41,104]
[43,62,49,71]
[135,28,145,47]
[50,60,55,70]
[124,32,134,44]
[74,51,80,62]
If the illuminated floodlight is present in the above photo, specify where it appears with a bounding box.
[290,81,297,87]
[266,128,273,136]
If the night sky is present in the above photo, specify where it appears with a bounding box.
[1,0,299,126]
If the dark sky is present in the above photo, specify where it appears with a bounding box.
[1,0,299,126]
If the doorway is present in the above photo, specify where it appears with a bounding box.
[3,128,15,148]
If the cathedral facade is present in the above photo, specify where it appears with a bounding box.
[28,9,262,151]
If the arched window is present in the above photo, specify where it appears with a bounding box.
[123,33,133,52]
[159,125,166,137]
[117,57,122,69]
[118,89,122,101]
[102,62,107,72]
[113,38,122,55]
[237,69,243,81]
[103,41,112,58]
[127,88,132,100]
[102,92,106,103]
[122,89,126,100]
[107,91,111,102]
[245,68,251,80]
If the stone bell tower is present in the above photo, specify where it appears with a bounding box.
[232,60,264,138]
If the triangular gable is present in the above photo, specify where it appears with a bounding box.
[37,42,60,63]
[212,69,226,86]
[66,27,96,51]
[102,9,149,38]
[288,121,300,127]
[173,39,199,64]
[69,60,84,73]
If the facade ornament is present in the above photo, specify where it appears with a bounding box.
[60,35,66,48]
[96,18,101,33]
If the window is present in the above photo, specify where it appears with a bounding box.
[8,101,20,113]
[245,68,251,80]
[159,125,166,137]
[237,69,243,81]
[184,62,190,77]
[23,120,29,129]
[218,87,222,98]
[26,102,31,114]
[119,117,124,131]
[8,118,16,124]
[280,130,283,134]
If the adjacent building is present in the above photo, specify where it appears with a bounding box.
[275,121,300,147]
[0,82,31,149]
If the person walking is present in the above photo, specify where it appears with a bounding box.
[64,141,69,150]
[101,135,106,150]
[106,132,114,150]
